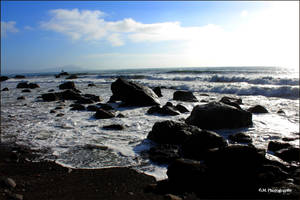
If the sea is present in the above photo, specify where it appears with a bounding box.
[1,66,299,180]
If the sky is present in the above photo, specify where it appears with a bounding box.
[1,1,299,74]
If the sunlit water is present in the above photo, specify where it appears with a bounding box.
[1,67,299,180]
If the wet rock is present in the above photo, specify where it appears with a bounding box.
[17,96,25,100]
[70,104,85,111]
[66,74,78,79]
[83,94,102,102]
[220,96,242,109]
[275,147,300,162]
[247,105,268,113]
[173,91,198,102]
[42,93,59,101]
[56,113,64,117]
[147,120,200,144]
[50,110,56,113]
[58,89,81,100]
[257,164,289,184]
[153,87,163,97]
[88,83,96,87]
[97,103,113,110]
[83,144,108,150]
[148,144,181,164]
[228,132,252,143]
[182,130,228,160]
[0,76,9,82]
[165,102,174,107]
[14,75,25,79]
[87,105,98,111]
[277,109,285,114]
[21,89,31,93]
[147,105,180,116]
[103,124,124,130]
[28,83,40,89]
[59,81,76,90]
[16,82,29,88]
[185,101,252,130]
[175,104,189,113]
[94,108,115,119]
[2,87,9,91]
[267,141,292,152]
[110,78,160,106]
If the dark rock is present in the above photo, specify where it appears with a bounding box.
[83,94,102,102]
[94,109,115,119]
[56,113,64,117]
[70,104,85,111]
[173,91,198,102]
[153,87,163,97]
[228,132,252,143]
[59,81,76,90]
[97,103,114,110]
[75,97,94,104]
[175,104,189,113]
[50,110,56,113]
[185,101,252,130]
[257,164,289,184]
[42,93,59,101]
[165,102,173,107]
[55,106,63,110]
[88,83,96,87]
[147,120,200,145]
[200,99,208,103]
[2,87,9,91]
[66,74,78,79]
[28,83,40,89]
[282,137,299,142]
[182,130,228,160]
[16,82,29,88]
[59,90,81,100]
[275,147,300,162]
[220,96,242,109]
[14,75,25,79]
[87,105,98,111]
[58,71,69,76]
[267,141,292,152]
[117,113,125,118]
[148,144,181,164]
[277,109,285,114]
[110,78,160,106]
[48,89,55,92]
[21,89,31,93]
[103,124,124,130]
[17,96,25,100]
[0,76,9,82]
[147,105,180,116]
[247,105,268,113]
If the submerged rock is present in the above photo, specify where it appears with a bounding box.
[173,91,198,102]
[110,78,160,106]
[185,101,252,130]
[247,105,268,113]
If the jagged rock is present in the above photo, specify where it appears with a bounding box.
[94,109,115,119]
[110,78,160,106]
[173,91,198,102]
[185,101,252,129]
[247,105,268,113]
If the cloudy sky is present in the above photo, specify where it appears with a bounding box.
[1,1,299,73]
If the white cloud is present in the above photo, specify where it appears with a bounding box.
[241,10,248,17]
[24,26,34,30]
[1,21,19,37]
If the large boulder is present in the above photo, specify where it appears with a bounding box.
[173,91,198,102]
[181,130,228,160]
[147,120,201,144]
[247,105,268,113]
[110,78,160,106]
[59,81,76,90]
[185,102,252,129]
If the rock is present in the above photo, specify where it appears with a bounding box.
[110,78,160,106]
[87,105,98,111]
[0,76,9,82]
[175,104,189,113]
[282,137,298,142]
[75,97,94,104]
[277,109,285,114]
[153,87,163,97]
[97,103,113,110]
[28,83,40,89]
[42,93,59,101]
[55,106,63,110]
[50,110,56,113]
[83,144,108,150]
[70,104,85,111]
[148,144,181,164]
[56,113,64,117]
[48,89,55,92]
[14,75,25,79]
[2,177,16,188]
[267,141,292,152]
[58,71,69,76]
[59,81,76,90]
[147,105,180,116]
[66,74,78,79]
[257,164,289,184]
[165,102,174,107]
[94,108,115,119]
[103,124,124,130]
[173,91,198,102]
[147,120,200,144]
[164,194,182,200]
[117,113,126,118]
[21,89,31,93]
[228,132,252,143]
[181,130,228,160]
[220,96,242,109]
[185,102,252,130]
[88,83,96,87]
[2,87,9,91]
[275,147,300,162]
[16,82,29,88]
[17,96,25,100]
[247,105,268,113]
[58,90,81,100]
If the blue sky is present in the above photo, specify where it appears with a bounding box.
[1,1,299,74]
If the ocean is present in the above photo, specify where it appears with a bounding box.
[1,66,299,180]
